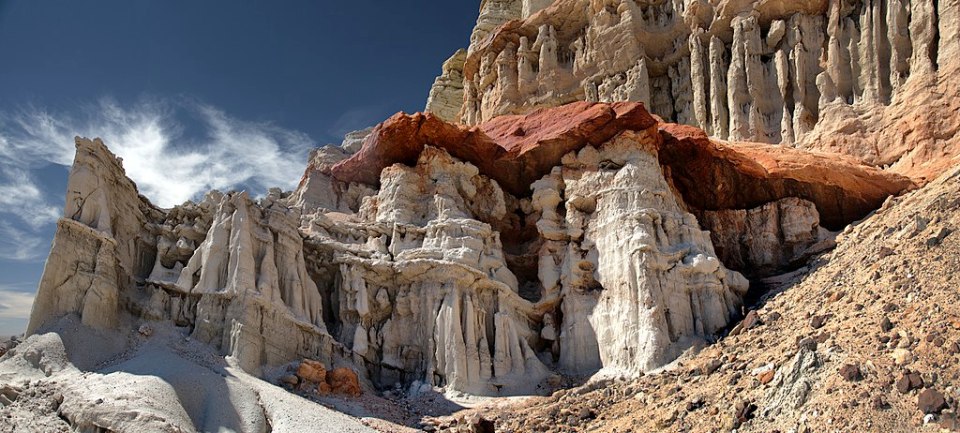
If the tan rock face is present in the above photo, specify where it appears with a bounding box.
[27,138,153,335]
[27,99,913,400]
[700,197,830,276]
[425,49,468,122]
[437,0,960,184]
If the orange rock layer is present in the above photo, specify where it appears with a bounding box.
[659,124,916,229]
[329,102,914,229]
[330,101,657,196]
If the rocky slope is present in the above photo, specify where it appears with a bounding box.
[444,155,960,433]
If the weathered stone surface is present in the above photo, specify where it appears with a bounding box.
[332,103,912,228]
[658,124,915,229]
[27,97,915,403]
[297,359,328,384]
[327,368,361,397]
[330,101,658,196]
[425,49,468,122]
[27,138,153,335]
[437,0,960,185]
[700,198,831,276]
[532,131,749,375]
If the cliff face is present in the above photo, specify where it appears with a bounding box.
[25,102,911,401]
[426,0,960,183]
[10,2,960,431]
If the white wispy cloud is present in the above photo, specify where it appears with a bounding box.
[0,97,318,261]
[0,222,46,261]
[0,286,35,320]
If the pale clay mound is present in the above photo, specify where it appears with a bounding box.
[4,0,960,432]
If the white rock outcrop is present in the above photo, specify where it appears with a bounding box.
[27,121,762,399]
[532,131,748,375]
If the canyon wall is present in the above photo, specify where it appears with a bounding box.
[427,0,960,182]
[26,102,911,398]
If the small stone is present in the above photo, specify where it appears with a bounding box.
[797,337,818,351]
[839,364,862,382]
[578,407,595,420]
[880,317,894,332]
[734,400,757,426]
[949,342,960,355]
[280,375,298,386]
[892,348,914,366]
[872,395,888,410]
[758,370,775,385]
[940,410,960,430]
[810,315,830,329]
[926,227,951,246]
[686,396,705,412]
[296,359,328,383]
[730,310,762,336]
[883,302,898,312]
[701,359,723,375]
[137,324,153,337]
[878,246,896,258]
[918,388,948,414]
[897,372,924,394]
[328,367,362,397]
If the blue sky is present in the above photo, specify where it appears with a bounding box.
[0,1,478,336]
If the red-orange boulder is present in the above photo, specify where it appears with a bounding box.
[296,359,327,383]
[327,367,361,397]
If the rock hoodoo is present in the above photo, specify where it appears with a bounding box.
[427,0,960,183]
[26,100,911,399]
[9,2,960,431]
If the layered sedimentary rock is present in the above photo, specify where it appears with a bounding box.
[700,198,833,276]
[30,139,355,379]
[27,103,911,400]
[331,101,657,196]
[532,131,749,374]
[425,50,468,122]
[432,0,960,184]
[658,124,915,228]
[27,138,154,335]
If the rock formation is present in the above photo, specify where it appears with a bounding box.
[424,0,960,184]
[24,102,912,403]
[425,50,468,122]
[9,3,960,432]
